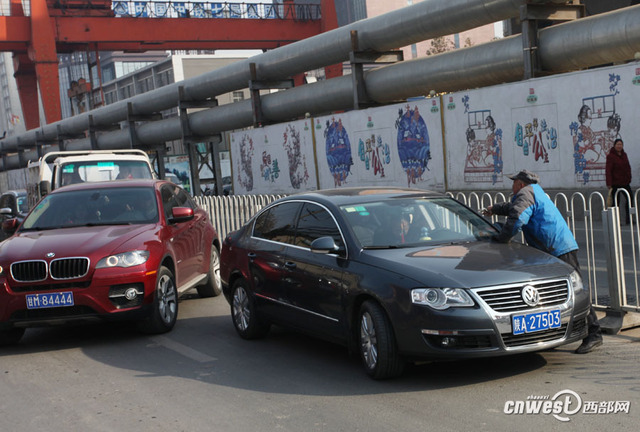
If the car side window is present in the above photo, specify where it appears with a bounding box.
[253,202,300,245]
[294,203,344,250]
[174,188,196,210]
[161,185,175,219]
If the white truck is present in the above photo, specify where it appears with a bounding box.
[26,149,157,209]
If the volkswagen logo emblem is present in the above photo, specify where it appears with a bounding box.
[521,285,540,307]
[46,252,56,258]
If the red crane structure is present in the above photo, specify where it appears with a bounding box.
[0,0,340,130]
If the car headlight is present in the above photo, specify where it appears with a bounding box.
[570,270,584,293]
[411,288,474,310]
[96,250,150,268]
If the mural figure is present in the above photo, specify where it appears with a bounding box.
[358,134,390,178]
[395,105,431,186]
[570,95,621,184]
[514,117,558,163]
[283,124,310,189]
[260,151,280,182]
[464,110,503,184]
[325,118,353,187]
[236,134,254,191]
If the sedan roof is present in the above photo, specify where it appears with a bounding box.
[283,187,447,207]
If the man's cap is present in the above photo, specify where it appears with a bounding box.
[507,170,539,184]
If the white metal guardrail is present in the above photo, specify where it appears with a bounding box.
[196,189,640,333]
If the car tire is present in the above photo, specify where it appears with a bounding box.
[231,278,270,339]
[0,328,25,346]
[196,245,222,298]
[138,266,178,334]
[358,300,405,379]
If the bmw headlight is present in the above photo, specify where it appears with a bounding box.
[570,270,584,293]
[96,250,150,268]
[411,288,474,310]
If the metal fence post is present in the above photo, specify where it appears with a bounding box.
[600,207,629,333]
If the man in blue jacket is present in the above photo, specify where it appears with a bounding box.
[483,170,603,354]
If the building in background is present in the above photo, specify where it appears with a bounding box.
[0,53,27,138]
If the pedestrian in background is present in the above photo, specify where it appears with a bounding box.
[606,138,632,225]
[483,170,603,354]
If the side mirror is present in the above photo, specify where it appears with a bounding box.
[39,180,51,196]
[310,236,341,254]
[0,207,12,216]
[169,207,194,223]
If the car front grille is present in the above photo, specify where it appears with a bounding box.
[501,323,569,347]
[10,281,91,293]
[11,260,47,282]
[10,258,90,283]
[473,278,569,313]
[50,258,90,280]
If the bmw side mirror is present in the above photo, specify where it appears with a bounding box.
[169,207,194,224]
[310,236,340,254]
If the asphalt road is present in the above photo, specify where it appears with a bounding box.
[1,292,639,432]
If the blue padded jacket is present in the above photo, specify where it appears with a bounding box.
[491,183,578,257]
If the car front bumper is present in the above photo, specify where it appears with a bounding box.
[0,268,157,329]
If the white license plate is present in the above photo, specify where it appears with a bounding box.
[26,292,74,309]
[512,309,561,335]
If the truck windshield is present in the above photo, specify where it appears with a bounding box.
[60,160,153,186]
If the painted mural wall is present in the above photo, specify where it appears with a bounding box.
[444,62,640,190]
[229,98,446,194]
[230,119,317,195]
[228,62,640,194]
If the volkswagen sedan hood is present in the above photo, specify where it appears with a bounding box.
[0,225,156,261]
[362,241,573,288]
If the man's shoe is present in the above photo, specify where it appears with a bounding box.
[574,338,603,354]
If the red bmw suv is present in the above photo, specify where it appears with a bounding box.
[0,179,221,345]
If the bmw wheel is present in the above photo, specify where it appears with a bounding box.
[358,300,404,379]
[197,245,222,298]
[139,266,178,334]
[231,278,270,339]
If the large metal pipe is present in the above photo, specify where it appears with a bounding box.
[1,0,526,156]
[3,2,640,172]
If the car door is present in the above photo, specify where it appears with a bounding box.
[247,202,300,317]
[280,202,347,339]
[172,187,209,273]
[160,184,200,288]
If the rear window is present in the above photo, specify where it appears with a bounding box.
[60,160,152,186]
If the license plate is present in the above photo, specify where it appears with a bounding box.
[26,292,74,309]
[512,309,561,335]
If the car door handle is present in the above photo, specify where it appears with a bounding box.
[285,261,296,269]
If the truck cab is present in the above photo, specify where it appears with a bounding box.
[27,150,157,209]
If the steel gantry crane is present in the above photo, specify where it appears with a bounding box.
[0,0,339,130]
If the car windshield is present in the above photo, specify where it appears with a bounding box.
[20,187,159,230]
[340,196,497,248]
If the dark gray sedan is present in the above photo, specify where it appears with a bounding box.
[220,187,590,379]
